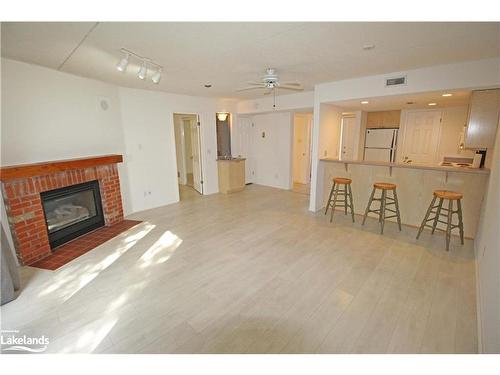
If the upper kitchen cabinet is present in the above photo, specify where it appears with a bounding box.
[465,89,500,149]
[366,110,401,128]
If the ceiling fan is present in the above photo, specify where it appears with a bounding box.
[237,68,303,108]
[237,68,303,93]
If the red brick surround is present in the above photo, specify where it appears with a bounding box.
[1,156,124,265]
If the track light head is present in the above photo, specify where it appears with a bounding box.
[116,53,129,72]
[137,62,147,80]
[151,68,162,84]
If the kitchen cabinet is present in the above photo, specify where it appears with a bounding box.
[217,158,246,194]
[366,110,401,129]
[465,89,500,149]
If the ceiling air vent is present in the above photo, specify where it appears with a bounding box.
[385,76,407,87]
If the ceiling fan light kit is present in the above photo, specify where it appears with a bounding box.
[116,48,163,84]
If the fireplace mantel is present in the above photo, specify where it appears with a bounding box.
[1,154,124,265]
[0,154,123,181]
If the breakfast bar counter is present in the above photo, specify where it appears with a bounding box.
[320,158,490,175]
[319,158,490,239]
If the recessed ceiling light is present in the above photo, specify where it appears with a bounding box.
[428,102,437,106]
[362,44,375,50]
[361,101,369,104]
[442,93,453,97]
[204,84,212,88]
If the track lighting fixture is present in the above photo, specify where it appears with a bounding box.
[137,62,147,80]
[151,68,162,84]
[116,48,163,84]
[116,53,129,72]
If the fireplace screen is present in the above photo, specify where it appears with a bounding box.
[41,180,105,249]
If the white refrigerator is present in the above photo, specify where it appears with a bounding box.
[363,128,398,162]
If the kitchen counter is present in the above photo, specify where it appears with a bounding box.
[216,157,246,161]
[320,158,490,175]
[319,158,490,239]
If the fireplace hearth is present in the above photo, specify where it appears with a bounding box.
[1,155,124,265]
[41,180,105,249]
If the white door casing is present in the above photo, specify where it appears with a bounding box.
[401,110,442,164]
[190,117,204,194]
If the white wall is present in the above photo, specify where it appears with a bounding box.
[118,88,180,213]
[318,104,343,159]
[1,58,233,217]
[475,118,500,353]
[316,58,500,104]
[237,91,314,114]
[249,112,293,190]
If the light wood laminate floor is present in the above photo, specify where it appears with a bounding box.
[1,185,477,353]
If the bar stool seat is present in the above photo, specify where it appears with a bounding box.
[325,177,355,223]
[433,190,463,200]
[333,177,352,185]
[417,189,464,251]
[373,182,396,190]
[362,182,402,234]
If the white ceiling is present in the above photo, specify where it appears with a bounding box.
[332,90,472,111]
[2,22,499,99]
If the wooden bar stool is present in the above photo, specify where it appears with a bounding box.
[324,177,355,223]
[416,190,464,251]
[362,182,402,234]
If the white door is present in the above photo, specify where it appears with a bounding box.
[401,111,442,164]
[190,117,203,194]
[340,116,356,160]
[293,115,312,184]
[235,117,253,184]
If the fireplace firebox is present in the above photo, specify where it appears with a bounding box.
[41,180,105,249]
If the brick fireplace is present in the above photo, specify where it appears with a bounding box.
[0,155,124,265]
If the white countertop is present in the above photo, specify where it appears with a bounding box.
[320,158,490,175]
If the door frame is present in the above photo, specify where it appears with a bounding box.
[173,112,204,195]
[398,109,443,164]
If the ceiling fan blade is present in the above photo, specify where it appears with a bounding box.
[279,85,304,91]
[236,86,266,92]
[246,81,265,86]
[281,82,302,86]
[263,89,273,96]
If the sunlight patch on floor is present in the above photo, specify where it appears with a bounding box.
[37,223,156,302]
[139,230,183,268]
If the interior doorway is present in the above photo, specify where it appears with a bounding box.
[292,112,313,195]
[340,115,357,160]
[173,113,204,198]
